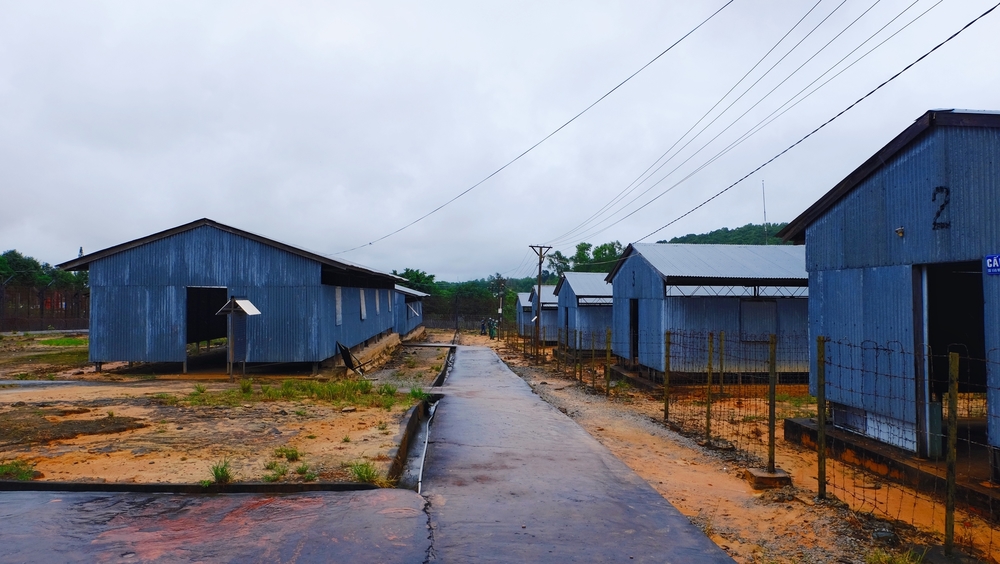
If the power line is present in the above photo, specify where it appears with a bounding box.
[544,0,825,248]
[636,0,1000,243]
[553,0,943,246]
[549,0,891,247]
[335,0,737,255]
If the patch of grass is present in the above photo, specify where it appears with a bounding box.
[376,383,397,396]
[775,392,816,407]
[306,434,317,439]
[239,379,254,394]
[199,479,213,488]
[13,373,32,380]
[38,337,87,347]
[347,461,379,483]
[106,411,114,418]
[408,387,429,402]
[431,364,442,372]
[0,459,35,481]
[262,460,288,482]
[210,458,234,485]
[193,384,207,394]
[302,472,318,481]
[865,548,926,564]
[403,357,417,369]
[295,463,310,475]
[294,408,307,417]
[342,435,351,443]
[274,446,301,462]
[377,421,388,431]
[152,393,178,406]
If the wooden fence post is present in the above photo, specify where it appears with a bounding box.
[945,351,959,555]
[664,331,671,422]
[816,336,826,500]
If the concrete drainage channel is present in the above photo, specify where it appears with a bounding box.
[0,343,457,496]
[393,343,454,492]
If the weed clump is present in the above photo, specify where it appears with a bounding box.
[348,461,379,484]
[274,446,301,462]
[408,387,429,402]
[210,458,234,485]
[0,459,35,481]
[238,379,254,394]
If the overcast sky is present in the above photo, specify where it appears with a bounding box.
[2,1,998,281]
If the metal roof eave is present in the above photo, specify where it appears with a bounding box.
[778,109,1000,243]
[664,276,808,288]
[56,218,402,284]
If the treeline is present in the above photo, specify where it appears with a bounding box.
[0,250,88,290]
[657,222,790,245]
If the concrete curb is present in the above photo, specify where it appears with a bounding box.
[0,480,378,494]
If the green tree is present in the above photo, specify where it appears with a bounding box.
[546,241,623,275]
[391,268,437,295]
[657,223,790,245]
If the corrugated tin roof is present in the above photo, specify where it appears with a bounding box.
[779,109,1000,243]
[516,292,532,306]
[607,243,806,285]
[529,285,557,306]
[57,218,402,284]
[395,284,430,298]
[555,272,612,297]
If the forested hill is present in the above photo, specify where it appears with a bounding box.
[658,222,790,245]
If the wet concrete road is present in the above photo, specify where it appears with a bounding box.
[0,489,429,563]
[421,346,732,563]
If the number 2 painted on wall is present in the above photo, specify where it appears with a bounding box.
[932,186,951,230]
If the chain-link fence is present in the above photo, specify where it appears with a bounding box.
[0,286,89,332]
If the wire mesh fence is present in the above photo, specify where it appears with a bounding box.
[817,337,1000,560]
[499,323,1000,559]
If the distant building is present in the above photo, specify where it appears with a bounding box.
[394,284,428,339]
[515,292,533,337]
[779,109,1000,464]
[529,285,558,342]
[605,243,808,381]
[58,219,400,371]
[554,272,612,349]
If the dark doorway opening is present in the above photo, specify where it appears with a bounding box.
[629,299,639,365]
[186,287,228,345]
[926,261,986,396]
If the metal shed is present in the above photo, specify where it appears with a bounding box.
[779,109,1000,462]
[529,285,558,343]
[515,292,533,337]
[57,219,401,370]
[554,272,612,349]
[394,284,428,338]
[605,243,808,377]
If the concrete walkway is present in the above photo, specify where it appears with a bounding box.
[421,346,732,563]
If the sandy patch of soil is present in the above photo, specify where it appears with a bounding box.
[490,340,975,563]
[0,334,451,485]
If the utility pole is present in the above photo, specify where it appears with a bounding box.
[529,245,551,356]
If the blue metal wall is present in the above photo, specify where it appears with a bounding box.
[89,225,394,363]
[805,125,1000,447]
[557,283,612,347]
[610,252,808,372]
[516,295,532,336]
[393,292,424,337]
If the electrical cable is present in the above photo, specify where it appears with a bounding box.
[335,1,736,255]
[549,0,887,247]
[635,0,1000,242]
[558,0,945,245]
[543,1,825,247]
